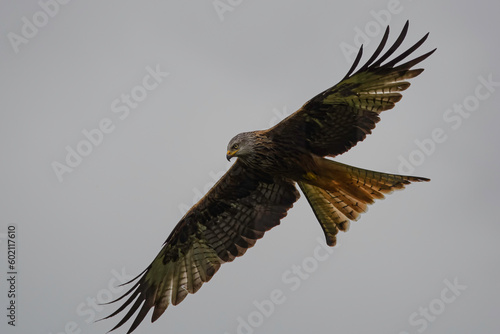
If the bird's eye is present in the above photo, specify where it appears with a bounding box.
[231,143,239,150]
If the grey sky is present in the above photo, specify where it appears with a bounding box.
[1,1,499,334]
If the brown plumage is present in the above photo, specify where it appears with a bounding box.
[103,21,435,333]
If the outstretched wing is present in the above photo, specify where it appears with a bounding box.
[268,21,436,157]
[103,160,299,333]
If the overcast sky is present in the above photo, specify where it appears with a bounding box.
[1,1,499,334]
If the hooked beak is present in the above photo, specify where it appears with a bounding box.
[226,150,237,161]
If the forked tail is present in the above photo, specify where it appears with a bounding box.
[299,158,429,246]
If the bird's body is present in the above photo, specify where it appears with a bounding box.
[227,130,315,178]
[104,21,435,333]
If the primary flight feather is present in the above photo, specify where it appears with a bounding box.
[104,21,435,333]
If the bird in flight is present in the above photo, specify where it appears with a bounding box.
[104,21,435,333]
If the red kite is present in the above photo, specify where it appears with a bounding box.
[105,21,435,333]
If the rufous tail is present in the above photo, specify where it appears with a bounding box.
[298,158,429,246]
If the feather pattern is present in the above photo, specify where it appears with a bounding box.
[299,158,429,246]
[103,160,299,333]
[269,20,436,158]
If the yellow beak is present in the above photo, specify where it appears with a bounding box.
[226,150,238,161]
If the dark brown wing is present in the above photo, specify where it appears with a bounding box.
[268,21,436,157]
[103,159,299,333]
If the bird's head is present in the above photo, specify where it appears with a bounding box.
[226,132,256,161]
